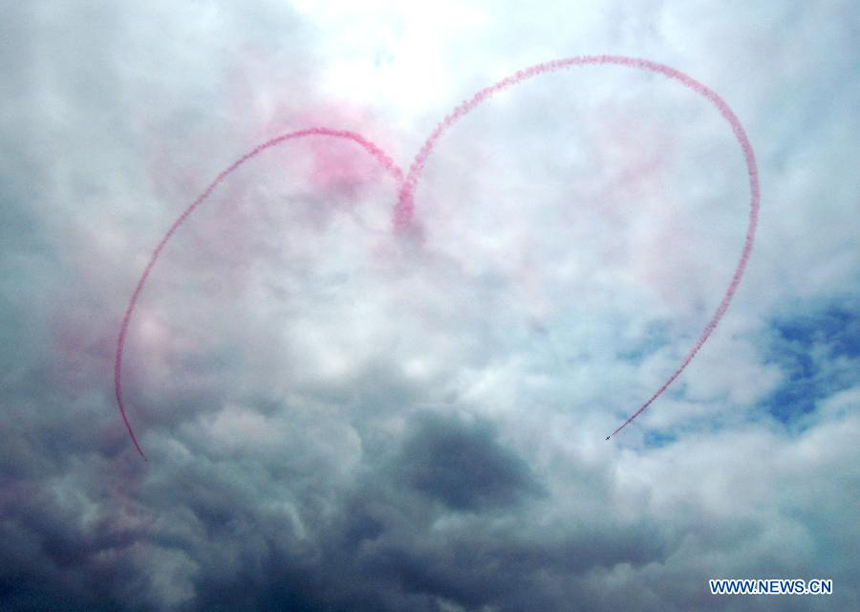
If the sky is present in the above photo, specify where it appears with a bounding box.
[1,1,858,611]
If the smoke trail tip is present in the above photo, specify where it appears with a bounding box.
[132,440,148,462]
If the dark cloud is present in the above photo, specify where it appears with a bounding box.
[396,414,543,511]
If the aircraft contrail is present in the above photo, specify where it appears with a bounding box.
[115,56,759,458]
[392,56,759,440]
[114,129,402,460]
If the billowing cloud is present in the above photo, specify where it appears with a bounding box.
[1,1,858,611]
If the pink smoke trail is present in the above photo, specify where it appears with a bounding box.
[393,56,759,439]
[117,57,758,457]
[115,128,402,460]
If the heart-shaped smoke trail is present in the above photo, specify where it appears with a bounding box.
[115,56,759,459]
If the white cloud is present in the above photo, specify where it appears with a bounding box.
[1,1,857,610]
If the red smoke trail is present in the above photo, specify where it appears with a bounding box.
[114,128,402,460]
[393,55,759,439]
[117,56,759,457]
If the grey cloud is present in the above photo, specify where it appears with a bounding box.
[396,414,543,511]
[1,1,859,611]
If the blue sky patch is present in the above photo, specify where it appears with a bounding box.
[761,299,859,423]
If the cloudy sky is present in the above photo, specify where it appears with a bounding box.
[1,1,858,610]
